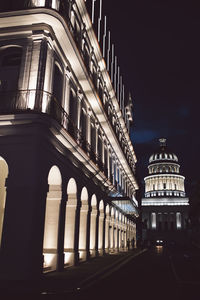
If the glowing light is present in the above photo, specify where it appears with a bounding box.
[156,246,163,254]
[151,213,156,229]
[64,252,73,265]
[43,253,55,268]
[176,212,182,229]
[31,0,45,6]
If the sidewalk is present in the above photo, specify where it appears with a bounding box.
[42,248,146,295]
[0,248,146,296]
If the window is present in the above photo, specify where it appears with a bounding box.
[0,47,22,92]
[91,123,96,153]
[53,64,63,105]
[68,89,77,138]
[80,108,87,143]
[97,132,103,162]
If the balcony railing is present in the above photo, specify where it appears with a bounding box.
[0,89,110,175]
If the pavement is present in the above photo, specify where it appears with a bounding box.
[0,248,146,297]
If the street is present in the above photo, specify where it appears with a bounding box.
[73,246,200,300]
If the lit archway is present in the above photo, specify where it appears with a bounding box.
[64,178,77,266]
[104,205,110,253]
[114,210,119,252]
[43,165,62,271]
[0,157,8,247]
[98,200,104,255]
[89,194,97,257]
[109,207,114,252]
[78,187,89,261]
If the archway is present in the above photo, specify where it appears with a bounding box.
[64,178,77,266]
[78,187,89,261]
[104,205,110,253]
[98,200,104,255]
[89,195,97,257]
[43,165,62,272]
[114,210,119,252]
[0,157,8,247]
[109,207,114,253]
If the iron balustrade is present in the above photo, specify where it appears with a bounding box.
[0,89,109,174]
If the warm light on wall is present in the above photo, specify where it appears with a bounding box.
[176,212,181,229]
[151,212,156,229]
[28,91,36,110]
[43,253,55,268]
[64,252,73,265]
[31,0,45,7]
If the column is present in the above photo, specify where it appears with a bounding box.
[114,210,119,252]
[26,36,48,109]
[64,192,78,267]
[104,205,110,253]
[78,199,89,262]
[109,207,115,253]
[89,197,98,257]
[98,200,104,256]
[43,183,62,272]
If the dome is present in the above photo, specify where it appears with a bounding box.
[149,138,178,164]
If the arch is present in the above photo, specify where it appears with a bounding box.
[99,199,104,211]
[64,177,78,266]
[91,194,97,208]
[0,157,8,247]
[0,46,23,66]
[48,165,62,185]
[43,165,62,271]
[106,204,110,215]
[98,200,105,255]
[80,186,88,201]
[79,187,89,261]
[111,207,114,216]
[67,177,77,195]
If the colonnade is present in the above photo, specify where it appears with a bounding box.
[150,211,184,230]
[145,175,185,193]
[43,166,136,271]
[0,159,136,275]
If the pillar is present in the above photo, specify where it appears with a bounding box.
[104,205,110,253]
[89,195,98,257]
[64,179,78,267]
[78,196,89,262]
[98,200,104,256]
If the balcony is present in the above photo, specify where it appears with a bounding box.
[0,89,109,174]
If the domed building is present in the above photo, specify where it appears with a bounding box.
[141,138,189,246]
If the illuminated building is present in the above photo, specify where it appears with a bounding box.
[141,138,189,245]
[0,1,138,279]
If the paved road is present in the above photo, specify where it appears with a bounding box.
[73,246,200,300]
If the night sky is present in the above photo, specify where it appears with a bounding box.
[92,0,200,197]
